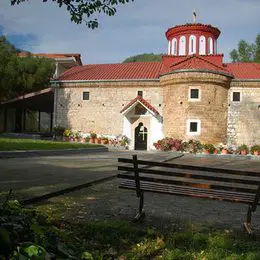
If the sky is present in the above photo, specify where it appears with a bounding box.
[0,0,260,64]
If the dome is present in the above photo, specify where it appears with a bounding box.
[166,23,220,56]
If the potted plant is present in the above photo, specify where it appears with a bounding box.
[120,135,130,149]
[203,144,215,154]
[218,144,229,155]
[74,131,82,142]
[251,145,260,156]
[186,139,203,154]
[89,132,97,143]
[95,137,101,144]
[101,137,109,145]
[238,144,249,155]
[84,136,90,143]
[63,129,72,141]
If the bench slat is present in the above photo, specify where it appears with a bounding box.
[119,180,256,204]
[118,158,260,177]
[117,173,258,194]
[120,180,255,199]
[118,166,260,186]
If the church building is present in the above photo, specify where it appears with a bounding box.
[51,21,260,150]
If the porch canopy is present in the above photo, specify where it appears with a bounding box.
[0,88,54,112]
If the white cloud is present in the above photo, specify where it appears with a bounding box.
[0,0,259,64]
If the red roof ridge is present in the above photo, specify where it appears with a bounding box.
[166,23,220,33]
[79,61,162,67]
[170,54,226,71]
[120,96,160,115]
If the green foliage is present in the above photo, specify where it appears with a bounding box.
[11,0,134,29]
[0,36,55,100]
[1,194,260,259]
[251,145,260,153]
[0,137,100,151]
[122,53,163,63]
[181,139,203,153]
[230,34,260,63]
[203,143,216,154]
[238,144,249,152]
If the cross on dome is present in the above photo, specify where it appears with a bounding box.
[193,9,197,23]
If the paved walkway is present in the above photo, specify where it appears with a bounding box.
[0,150,179,201]
[33,153,260,233]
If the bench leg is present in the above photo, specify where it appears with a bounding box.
[244,206,253,234]
[133,191,145,222]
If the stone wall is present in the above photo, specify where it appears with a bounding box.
[54,81,162,137]
[227,80,260,145]
[161,71,231,144]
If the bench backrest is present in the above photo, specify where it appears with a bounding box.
[118,155,260,209]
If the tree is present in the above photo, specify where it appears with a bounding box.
[122,53,163,63]
[0,37,55,101]
[230,34,260,63]
[10,0,134,29]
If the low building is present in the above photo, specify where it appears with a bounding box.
[0,53,82,133]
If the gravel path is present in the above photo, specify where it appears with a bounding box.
[34,154,260,233]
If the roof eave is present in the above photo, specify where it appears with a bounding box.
[51,78,160,84]
[159,69,234,78]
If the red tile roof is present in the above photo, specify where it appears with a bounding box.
[58,62,163,81]
[225,63,260,79]
[168,55,232,76]
[120,96,160,115]
[56,57,260,81]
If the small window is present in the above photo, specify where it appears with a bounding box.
[186,119,201,135]
[83,92,89,100]
[190,89,199,99]
[190,122,198,132]
[137,91,143,97]
[189,87,200,101]
[232,92,240,102]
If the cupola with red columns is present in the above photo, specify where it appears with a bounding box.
[166,23,220,56]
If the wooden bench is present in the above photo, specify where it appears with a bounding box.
[117,155,260,234]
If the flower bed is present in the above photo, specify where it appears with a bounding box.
[153,138,260,156]
[61,129,130,149]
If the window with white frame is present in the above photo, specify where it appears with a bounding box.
[188,87,200,101]
[179,36,186,56]
[199,35,206,55]
[189,35,196,55]
[232,91,241,102]
[208,37,213,54]
[168,41,171,55]
[186,119,201,135]
[172,38,177,55]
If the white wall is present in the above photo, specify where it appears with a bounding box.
[150,116,163,150]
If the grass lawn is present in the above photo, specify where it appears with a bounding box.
[0,137,101,151]
[4,200,260,259]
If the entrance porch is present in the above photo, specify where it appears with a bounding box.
[120,96,163,150]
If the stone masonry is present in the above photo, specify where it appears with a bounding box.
[54,81,162,137]
[227,80,260,145]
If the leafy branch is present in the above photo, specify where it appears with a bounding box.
[10,0,134,29]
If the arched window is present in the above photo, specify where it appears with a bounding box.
[214,40,217,54]
[171,38,177,55]
[199,36,206,55]
[168,41,171,55]
[189,35,196,55]
[208,37,213,54]
[179,36,186,56]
